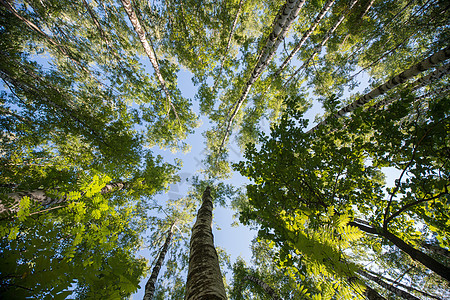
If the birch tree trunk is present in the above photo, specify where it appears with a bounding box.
[276,0,335,77]
[357,269,420,300]
[184,187,227,300]
[349,221,450,282]
[309,45,450,133]
[243,275,281,300]
[143,222,176,300]
[218,0,305,154]
[120,0,177,117]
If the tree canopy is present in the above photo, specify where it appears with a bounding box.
[1,0,449,299]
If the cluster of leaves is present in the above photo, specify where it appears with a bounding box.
[233,79,449,298]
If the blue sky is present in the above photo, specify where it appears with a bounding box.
[131,68,257,298]
[129,63,403,298]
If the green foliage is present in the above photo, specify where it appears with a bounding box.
[234,83,450,297]
[2,0,449,298]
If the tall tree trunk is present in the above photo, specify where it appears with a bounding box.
[120,0,178,119]
[309,46,450,133]
[184,187,227,300]
[218,0,306,155]
[143,222,176,300]
[243,275,281,300]
[349,221,450,282]
[0,182,128,216]
[368,62,450,111]
[276,0,335,77]
[357,269,420,300]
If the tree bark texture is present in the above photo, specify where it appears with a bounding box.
[143,223,175,300]
[0,182,128,216]
[357,270,420,300]
[218,0,305,154]
[367,62,450,112]
[243,275,281,300]
[349,221,450,282]
[120,0,174,110]
[184,187,227,300]
[309,46,450,133]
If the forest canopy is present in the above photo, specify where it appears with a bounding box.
[0,0,449,299]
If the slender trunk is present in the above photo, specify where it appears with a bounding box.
[349,221,450,281]
[184,187,227,300]
[143,222,176,300]
[369,62,450,111]
[243,275,281,300]
[309,45,450,133]
[0,0,87,72]
[0,182,128,215]
[276,0,335,77]
[218,0,305,156]
[357,270,420,300]
[284,0,359,87]
[364,269,443,300]
[120,0,178,119]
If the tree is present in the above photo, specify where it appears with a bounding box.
[0,174,149,298]
[2,0,449,298]
[184,186,227,300]
[144,222,176,300]
[234,81,450,297]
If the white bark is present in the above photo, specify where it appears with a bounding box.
[308,46,450,133]
[120,0,177,117]
[217,0,306,156]
[276,0,335,77]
